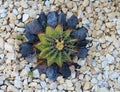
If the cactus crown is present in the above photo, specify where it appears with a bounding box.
[35,24,77,67]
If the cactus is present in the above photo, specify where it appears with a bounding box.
[35,24,77,67]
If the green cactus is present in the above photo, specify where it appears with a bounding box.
[35,24,77,67]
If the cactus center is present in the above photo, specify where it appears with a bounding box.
[55,39,64,51]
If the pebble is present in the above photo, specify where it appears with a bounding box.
[106,54,115,64]
[33,69,40,78]
[71,72,76,78]
[118,77,120,84]
[1,13,7,18]
[83,0,89,7]
[98,88,109,92]
[66,1,73,9]
[84,82,91,90]
[66,80,73,87]
[12,9,18,15]
[91,78,98,84]
[117,29,120,35]
[0,37,4,50]
[14,76,22,88]
[16,27,25,33]
[0,80,3,85]
[40,81,46,88]
[109,72,119,80]
[0,90,4,92]
[5,43,14,52]
[49,82,57,89]
[0,8,7,14]
[22,14,29,22]
[20,0,28,8]
[40,74,46,81]
[0,54,4,63]
[20,66,30,76]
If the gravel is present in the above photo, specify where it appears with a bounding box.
[1,0,120,92]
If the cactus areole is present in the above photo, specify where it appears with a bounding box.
[35,24,77,67]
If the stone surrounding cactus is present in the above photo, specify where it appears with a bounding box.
[35,24,78,67]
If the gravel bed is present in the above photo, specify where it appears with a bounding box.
[0,0,120,92]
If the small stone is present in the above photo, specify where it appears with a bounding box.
[20,0,28,8]
[66,80,73,87]
[20,66,30,76]
[91,78,98,83]
[109,72,119,80]
[5,43,14,52]
[0,54,4,64]
[49,82,57,89]
[106,54,114,64]
[101,60,108,68]
[83,0,89,7]
[71,72,76,78]
[1,13,6,18]
[84,82,91,90]
[66,1,73,9]
[82,19,90,25]
[16,27,25,33]
[58,85,64,90]
[40,74,46,81]
[0,80,3,85]
[0,37,4,50]
[118,76,120,84]
[14,76,22,88]
[0,8,7,14]
[22,14,29,22]
[40,81,46,88]
[29,82,37,87]
[7,85,19,92]
[45,0,50,7]
[100,81,108,88]
[12,9,18,15]
[117,29,120,35]
[0,90,4,92]
[33,69,40,78]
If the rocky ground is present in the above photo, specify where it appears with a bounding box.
[0,0,120,92]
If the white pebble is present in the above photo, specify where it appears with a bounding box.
[5,43,14,52]
[33,69,40,78]
[1,13,7,18]
[0,90,4,92]
[22,14,29,22]
[14,76,22,88]
[109,72,119,80]
[117,29,120,35]
[0,8,7,13]
[16,27,25,33]
[71,72,76,78]
[91,78,98,83]
[106,54,115,64]
[40,81,46,88]
[12,9,18,15]
[118,77,120,84]
[0,80,3,85]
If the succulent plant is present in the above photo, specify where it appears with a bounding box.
[35,24,77,67]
